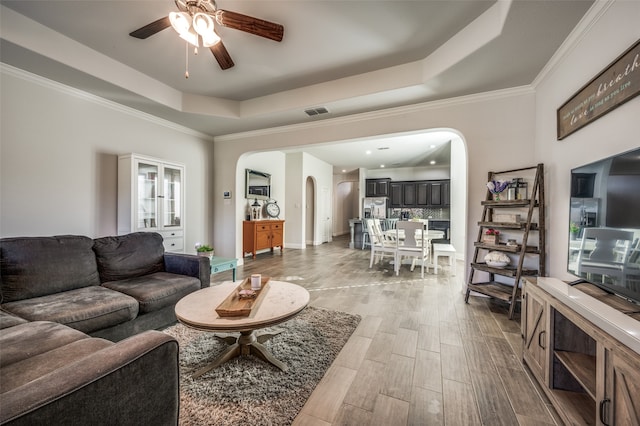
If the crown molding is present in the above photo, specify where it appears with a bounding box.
[1,63,213,140]
[215,85,534,142]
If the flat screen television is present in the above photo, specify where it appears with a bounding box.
[567,147,640,304]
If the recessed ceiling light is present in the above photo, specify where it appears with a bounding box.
[430,144,436,149]
[380,164,385,168]
[342,169,346,173]
[366,150,372,155]
[430,160,436,165]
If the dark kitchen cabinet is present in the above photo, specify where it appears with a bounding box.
[365,178,390,197]
[416,182,430,207]
[390,182,417,207]
[389,182,403,207]
[402,182,416,206]
[442,181,450,206]
[419,180,452,207]
[389,180,450,208]
[429,181,446,206]
[424,180,451,207]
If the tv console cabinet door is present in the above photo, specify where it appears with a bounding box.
[522,283,549,384]
[604,347,640,426]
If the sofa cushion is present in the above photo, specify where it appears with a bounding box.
[102,272,201,314]
[0,309,28,330]
[1,286,139,334]
[93,232,165,283]
[0,321,88,368]
[1,337,113,393]
[0,235,100,303]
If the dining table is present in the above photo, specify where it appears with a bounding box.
[383,229,445,242]
[383,228,445,273]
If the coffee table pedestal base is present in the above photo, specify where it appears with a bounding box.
[193,329,286,378]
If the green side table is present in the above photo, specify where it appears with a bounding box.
[209,256,238,282]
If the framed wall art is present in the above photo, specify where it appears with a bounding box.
[557,39,640,140]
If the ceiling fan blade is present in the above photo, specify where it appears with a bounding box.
[210,41,235,70]
[214,10,284,42]
[129,16,171,39]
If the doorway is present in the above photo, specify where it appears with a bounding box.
[305,176,315,246]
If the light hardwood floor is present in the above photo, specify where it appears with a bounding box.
[221,235,560,426]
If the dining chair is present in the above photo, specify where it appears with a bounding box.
[383,218,398,231]
[576,227,634,284]
[361,219,371,250]
[395,220,430,277]
[367,219,397,268]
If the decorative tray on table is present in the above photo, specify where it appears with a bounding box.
[215,276,271,317]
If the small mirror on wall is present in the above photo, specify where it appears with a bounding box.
[245,169,271,200]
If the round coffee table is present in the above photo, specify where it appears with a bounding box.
[175,280,309,376]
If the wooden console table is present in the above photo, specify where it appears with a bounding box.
[243,220,284,259]
[522,277,640,425]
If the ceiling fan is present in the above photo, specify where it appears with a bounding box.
[129,0,284,71]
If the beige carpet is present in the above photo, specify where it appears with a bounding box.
[163,306,360,425]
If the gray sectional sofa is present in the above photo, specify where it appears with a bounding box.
[0,232,211,425]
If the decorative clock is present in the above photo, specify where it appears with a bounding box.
[264,199,280,218]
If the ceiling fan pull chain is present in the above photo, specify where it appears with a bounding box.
[185,42,190,79]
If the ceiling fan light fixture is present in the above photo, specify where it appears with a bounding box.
[193,13,220,46]
[170,11,198,46]
[193,13,214,35]
[202,32,221,47]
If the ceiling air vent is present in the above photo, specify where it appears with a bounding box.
[304,107,329,117]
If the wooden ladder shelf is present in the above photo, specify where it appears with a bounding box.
[465,164,546,319]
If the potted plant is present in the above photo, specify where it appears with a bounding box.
[570,222,580,240]
[196,244,214,259]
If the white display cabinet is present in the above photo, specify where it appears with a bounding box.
[118,154,185,252]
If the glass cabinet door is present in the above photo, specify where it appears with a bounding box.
[137,161,158,229]
[162,165,182,228]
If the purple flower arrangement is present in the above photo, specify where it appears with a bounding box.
[487,180,509,200]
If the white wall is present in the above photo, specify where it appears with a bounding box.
[237,151,286,221]
[281,152,333,249]
[234,150,331,259]
[450,135,468,261]
[0,67,214,250]
[235,151,286,259]
[5,1,633,283]
[213,88,537,269]
[333,169,360,236]
[302,152,334,245]
[533,0,640,280]
[284,152,305,249]
[214,0,639,283]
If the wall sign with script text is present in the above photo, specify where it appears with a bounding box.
[557,39,640,140]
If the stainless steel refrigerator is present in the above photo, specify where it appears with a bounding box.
[363,197,388,219]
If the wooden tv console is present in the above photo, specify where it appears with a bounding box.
[522,277,640,425]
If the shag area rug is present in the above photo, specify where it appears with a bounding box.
[163,306,361,425]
